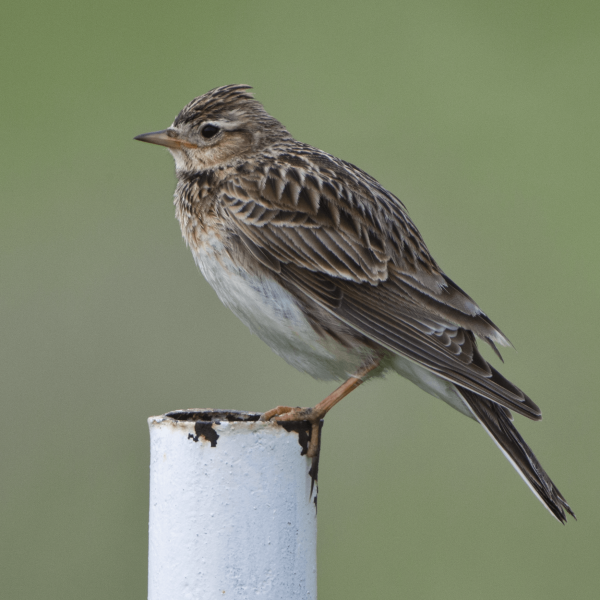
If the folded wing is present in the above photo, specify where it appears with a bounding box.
[220,148,540,420]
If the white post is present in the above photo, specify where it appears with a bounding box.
[148,409,319,600]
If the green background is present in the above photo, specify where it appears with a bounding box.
[2,1,598,598]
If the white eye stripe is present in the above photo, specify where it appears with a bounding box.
[202,120,241,131]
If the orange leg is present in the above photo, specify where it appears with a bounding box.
[260,359,381,457]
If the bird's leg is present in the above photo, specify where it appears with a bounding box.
[260,358,381,457]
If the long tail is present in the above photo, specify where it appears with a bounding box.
[456,387,575,523]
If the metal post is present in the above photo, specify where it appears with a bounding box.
[148,409,319,599]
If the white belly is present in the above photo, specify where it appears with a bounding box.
[191,244,369,381]
[391,354,474,419]
[191,239,474,420]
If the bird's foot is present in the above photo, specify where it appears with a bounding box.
[259,361,382,458]
[260,406,324,458]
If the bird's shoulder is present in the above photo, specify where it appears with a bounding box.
[217,142,510,345]
[209,141,442,284]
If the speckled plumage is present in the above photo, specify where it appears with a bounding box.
[135,84,574,523]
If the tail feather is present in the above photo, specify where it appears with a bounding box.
[457,387,575,524]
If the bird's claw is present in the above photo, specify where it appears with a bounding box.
[260,406,323,457]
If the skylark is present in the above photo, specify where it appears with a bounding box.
[136,84,574,523]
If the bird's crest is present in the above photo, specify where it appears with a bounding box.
[174,84,257,126]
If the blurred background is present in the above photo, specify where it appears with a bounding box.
[2,1,598,598]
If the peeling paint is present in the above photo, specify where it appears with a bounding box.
[188,421,220,447]
[279,420,323,507]
[148,409,317,597]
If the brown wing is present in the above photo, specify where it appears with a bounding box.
[281,264,540,420]
[223,147,443,285]
[220,145,540,419]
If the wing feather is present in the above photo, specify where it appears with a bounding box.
[217,147,531,417]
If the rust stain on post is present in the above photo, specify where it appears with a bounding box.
[188,421,220,447]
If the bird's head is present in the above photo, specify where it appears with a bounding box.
[135,84,290,172]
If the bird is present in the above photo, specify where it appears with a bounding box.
[135,84,574,523]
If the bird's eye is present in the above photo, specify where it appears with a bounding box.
[201,124,220,138]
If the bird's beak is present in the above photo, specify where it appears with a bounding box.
[134,129,196,149]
